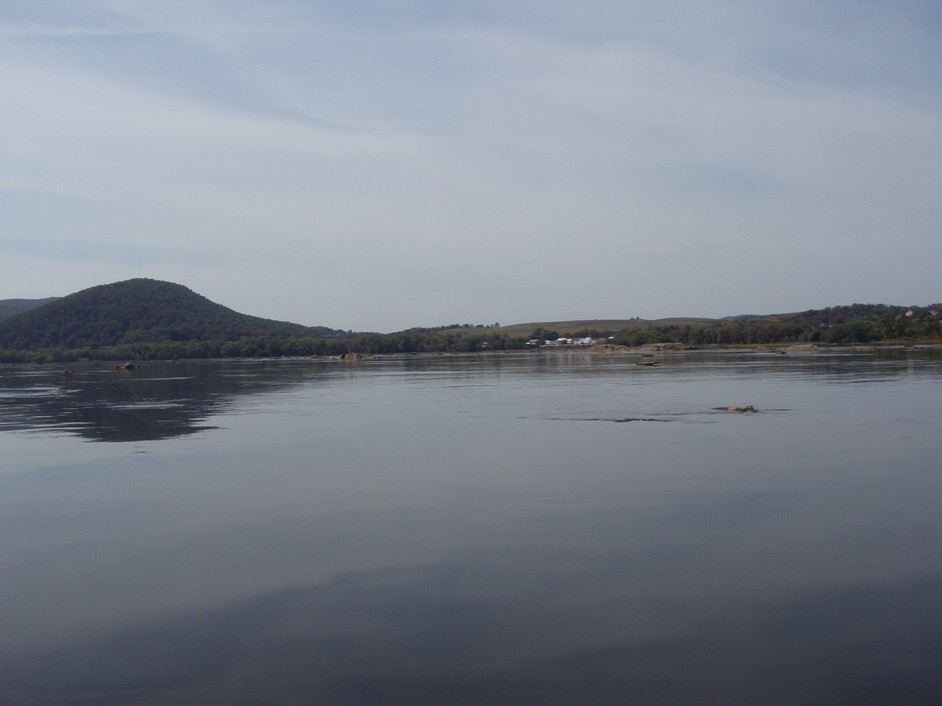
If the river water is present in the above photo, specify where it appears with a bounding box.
[1,349,940,705]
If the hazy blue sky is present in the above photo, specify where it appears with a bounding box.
[1,1,939,331]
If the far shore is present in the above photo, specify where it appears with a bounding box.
[3,341,939,369]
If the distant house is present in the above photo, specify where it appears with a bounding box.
[527,336,608,348]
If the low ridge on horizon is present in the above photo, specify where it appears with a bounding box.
[1,277,939,336]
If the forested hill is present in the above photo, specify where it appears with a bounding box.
[731,303,910,326]
[0,278,341,349]
[0,297,58,323]
[0,280,938,363]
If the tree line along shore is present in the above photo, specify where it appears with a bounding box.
[1,280,937,364]
[2,305,939,364]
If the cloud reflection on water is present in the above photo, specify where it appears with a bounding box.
[1,351,940,704]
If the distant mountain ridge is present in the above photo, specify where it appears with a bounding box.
[0,297,58,323]
[0,278,341,350]
[0,279,938,362]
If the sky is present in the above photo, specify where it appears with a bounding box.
[1,0,939,332]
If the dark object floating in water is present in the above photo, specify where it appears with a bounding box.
[56,370,72,377]
[114,362,135,370]
[570,417,671,423]
[636,361,659,366]
[547,416,672,423]
[715,405,757,413]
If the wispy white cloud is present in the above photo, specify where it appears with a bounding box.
[0,22,152,37]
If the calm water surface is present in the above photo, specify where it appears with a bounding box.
[1,349,940,705]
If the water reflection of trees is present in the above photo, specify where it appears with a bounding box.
[744,348,942,383]
[0,360,330,442]
[1,350,937,442]
[415,348,942,384]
